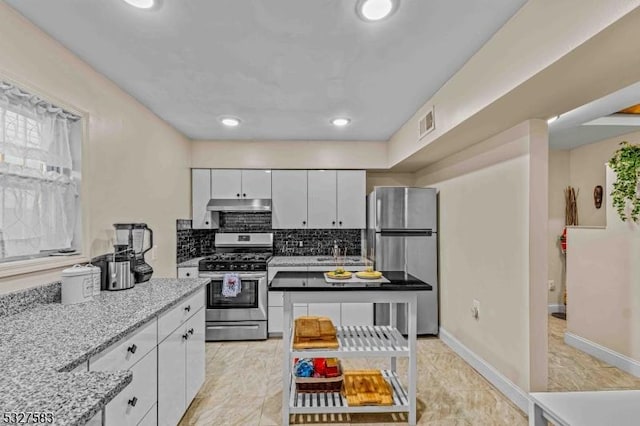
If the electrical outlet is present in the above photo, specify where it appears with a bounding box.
[471,299,480,320]
[548,280,555,291]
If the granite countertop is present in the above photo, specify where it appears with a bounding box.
[268,255,369,267]
[0,278,209,426]
[177,257,206,268]
[269,271,432,291]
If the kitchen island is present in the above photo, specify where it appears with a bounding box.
[270,271,431,426]
[0,277,209,426]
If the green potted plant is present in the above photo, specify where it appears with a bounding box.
[608,141,640,222]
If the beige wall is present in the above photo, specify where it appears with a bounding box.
[548,150,570,305]
[567,130,640,227]
[567,167,640,362]
[0,3,191,292]
[365,172,415,194]
[414,121,548,392]
[191,140,388,170]
[388,1,640,171]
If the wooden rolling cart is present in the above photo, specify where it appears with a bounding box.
[280,289,419,425]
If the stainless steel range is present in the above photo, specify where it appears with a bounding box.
[199,233,272,341]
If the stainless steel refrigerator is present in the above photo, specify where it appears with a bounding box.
[367,187,438,335]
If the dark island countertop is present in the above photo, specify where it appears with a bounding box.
[269,271,432,291]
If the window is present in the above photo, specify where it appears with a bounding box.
[0,81,82,262]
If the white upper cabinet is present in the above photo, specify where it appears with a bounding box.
[241,170,272,199]
[272,170,308,229]
[211,169,242,199]
[191,169,212,229]
[337,170,366,228]
[307,170,337,229]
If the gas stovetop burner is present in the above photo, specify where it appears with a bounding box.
[198,252,273,272]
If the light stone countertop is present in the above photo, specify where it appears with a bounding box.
[177,256,206,268]
[0,278,209,426]
[268,255,369,267]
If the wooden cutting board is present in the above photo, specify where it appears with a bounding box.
[342,370,394,406]
[292,335,339,349]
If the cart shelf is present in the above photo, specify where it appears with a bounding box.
[289,369,409,414]
[291,325,409,358]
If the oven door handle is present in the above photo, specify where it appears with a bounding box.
[199,273,266,280]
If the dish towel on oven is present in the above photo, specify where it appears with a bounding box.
[222,273,242,297]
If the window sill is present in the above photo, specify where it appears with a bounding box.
[0,255,90,279]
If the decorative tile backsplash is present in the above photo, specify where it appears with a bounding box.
[176,213,362,263]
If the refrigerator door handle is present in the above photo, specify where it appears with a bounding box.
[380,229,433,236]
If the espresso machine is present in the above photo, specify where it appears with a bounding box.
[113,223,154,284]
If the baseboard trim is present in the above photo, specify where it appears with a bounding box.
[548,304,566,314]
[439,328,530,412]
[564,332,640,378]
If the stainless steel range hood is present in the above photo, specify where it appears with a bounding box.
[206,198,272,212]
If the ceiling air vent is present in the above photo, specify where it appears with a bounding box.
[419,106,435,140]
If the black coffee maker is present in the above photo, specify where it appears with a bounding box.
[113,223,154,283]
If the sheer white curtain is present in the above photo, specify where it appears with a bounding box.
[0,81,80,259]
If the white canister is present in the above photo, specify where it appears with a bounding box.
[87,264,101,295]
[61,264,94,305]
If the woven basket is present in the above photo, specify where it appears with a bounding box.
[295,375,344,393]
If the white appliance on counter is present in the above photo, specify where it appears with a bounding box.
[198,233,272,341]
[367,187,439,335]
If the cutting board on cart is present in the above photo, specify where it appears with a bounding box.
[342,370,394,406]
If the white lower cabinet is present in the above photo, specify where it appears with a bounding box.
[91,288,206,426]
[158,326,187,426]
[185,309,206,404]
[103,348,157,426]
[268,305,308,335]
[341,303,374,326]
[177,267,198,278]
[158,307,206,426]
[308,303,341,326]
[268,265,373,334]
[138,404,157,426]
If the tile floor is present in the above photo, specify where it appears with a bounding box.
[547,315,640,392]
[180,316,640,425]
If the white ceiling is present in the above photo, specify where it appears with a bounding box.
[5,0,527,141]
[549,81,640,149]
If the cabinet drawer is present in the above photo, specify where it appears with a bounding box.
[177,267,198,278]
[158,288,205,342]
[90,319,157,372]
[104,347,157,426]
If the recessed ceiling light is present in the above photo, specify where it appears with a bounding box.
[547,115,560,124]
[122,0,155,9]
[220,117,241,127]
[356,0,398,22]
[331,118,351,127]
